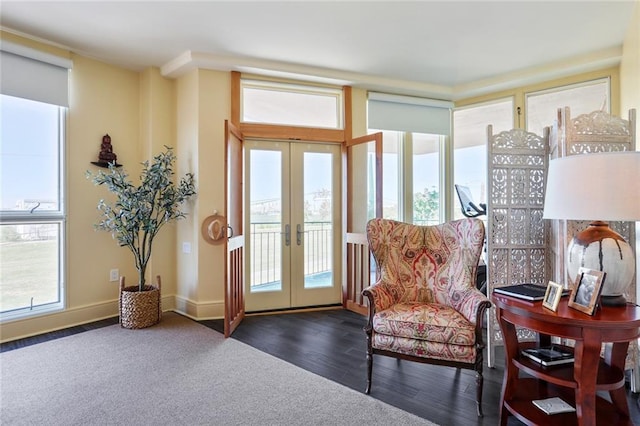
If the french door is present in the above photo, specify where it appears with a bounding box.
[224,120,244,337]
[244,140,341,311]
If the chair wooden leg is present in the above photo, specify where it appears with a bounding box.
[475,369,484,417]
[365,351,373,394]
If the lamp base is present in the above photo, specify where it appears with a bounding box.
[568,221,634,308]
[600,294,627,307]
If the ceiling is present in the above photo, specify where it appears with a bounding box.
[0,1,636,100]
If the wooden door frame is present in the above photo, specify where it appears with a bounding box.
[230,70,378,315]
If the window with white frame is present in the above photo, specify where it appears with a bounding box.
[452,98,514,220]
[241,79,343,129]
[526,78,610,136]
[0,42,70,320]
[368,93,452,225]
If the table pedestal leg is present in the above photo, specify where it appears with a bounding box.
[607,341,631,417]
[497,308,519,426]
[573,329,600,426]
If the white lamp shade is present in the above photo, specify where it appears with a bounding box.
[543,151,640,221]
[543,151,640,305]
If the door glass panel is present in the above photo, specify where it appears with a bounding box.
[381,131,400,220]
[249,150,282,293]
[303,152,332,289]
[366,142,377,221]
[412,133,441,225]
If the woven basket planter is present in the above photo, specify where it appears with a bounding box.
[119,276,162,329]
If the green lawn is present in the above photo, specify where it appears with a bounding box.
[0,239,59,312]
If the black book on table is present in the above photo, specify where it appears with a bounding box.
[493,283,569,301]
[521,346,574,367]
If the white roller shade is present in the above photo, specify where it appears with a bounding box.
[1,41,72,107]
[368,92,453,136]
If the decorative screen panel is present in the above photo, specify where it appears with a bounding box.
[486,126,550,367]
[549,107,638,388]
[550,108,636,291]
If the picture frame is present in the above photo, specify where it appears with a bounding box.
[568,268,606,315]
[542,281,563,312]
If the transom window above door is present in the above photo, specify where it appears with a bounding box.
[241,79,343,129]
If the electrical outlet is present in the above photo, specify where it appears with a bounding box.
[109,269,119,282]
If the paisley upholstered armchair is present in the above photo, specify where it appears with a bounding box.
[363,218,491,416]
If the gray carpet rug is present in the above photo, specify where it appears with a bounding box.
[0,312,437,425]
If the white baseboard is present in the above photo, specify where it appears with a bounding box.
[0,294,224,343]
[173,295,224,320]
[0,299,119,343]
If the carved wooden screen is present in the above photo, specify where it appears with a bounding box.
[549,107,638,388]
[486,127,550,367]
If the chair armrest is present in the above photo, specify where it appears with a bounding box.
[362,280,397,314]
[362,281,398,335]
[448,288,492,326]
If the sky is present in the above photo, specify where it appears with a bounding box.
[1,95,60,211]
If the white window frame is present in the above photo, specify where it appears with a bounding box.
[0,101,66,321]
[369,128,446,225]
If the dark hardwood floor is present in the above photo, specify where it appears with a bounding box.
[200,308,640,426]
[0,316,119,353]
[3,309,639,425]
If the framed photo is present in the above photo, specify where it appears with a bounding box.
[568,268,606,315]
[542,281,563,312]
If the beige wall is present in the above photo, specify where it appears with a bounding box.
[174,69,230,319]
[68,54,142,307]
[140,67,178,299]
[174,69,200,315]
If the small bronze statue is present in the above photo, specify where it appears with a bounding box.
[98,134,117,163]
[92,134,121,167]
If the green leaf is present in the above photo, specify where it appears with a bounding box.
[87,146,197,290]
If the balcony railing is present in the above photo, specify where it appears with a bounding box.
[250,221,332,290]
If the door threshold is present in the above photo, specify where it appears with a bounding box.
[246,304,342,317]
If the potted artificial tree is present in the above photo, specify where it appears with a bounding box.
[88,147,196,329]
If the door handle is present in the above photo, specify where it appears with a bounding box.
[284,224,290,246]
[296,224,303,246]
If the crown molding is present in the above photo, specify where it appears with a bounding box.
[162,46,622,101]
[452,46,622,100]
[160,50,452,99]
